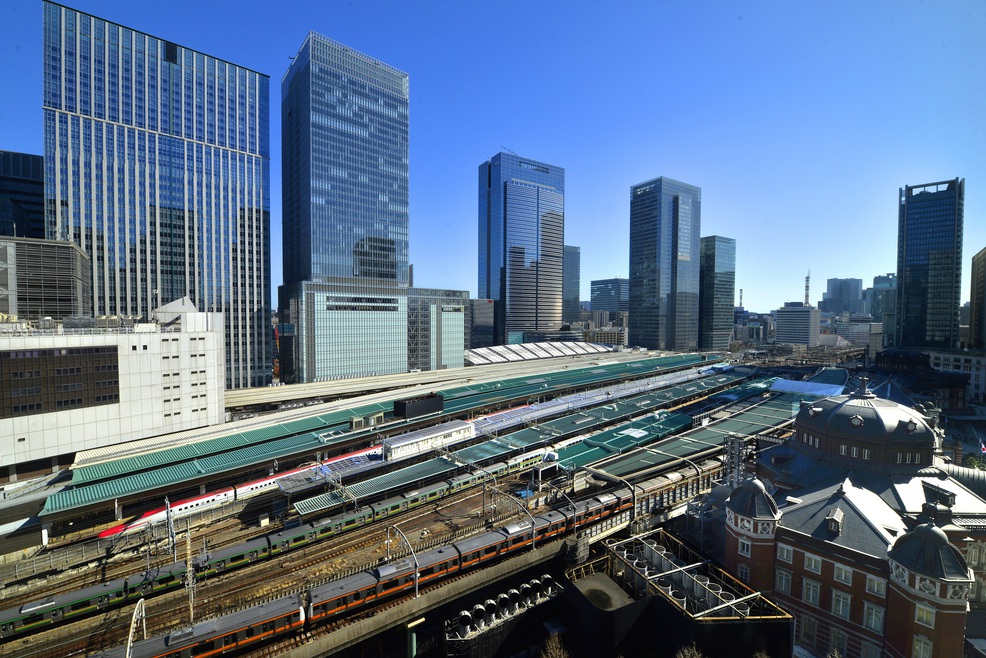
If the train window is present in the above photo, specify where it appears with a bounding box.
[246,627,255,638]
[344,519,355,527]
[292,536,305,544]
[22,613,44,625]
[223,635,235,646]
[485,546,497,555]
[71,600,92,612]
[2,623,12,634]
[192,640,216,656]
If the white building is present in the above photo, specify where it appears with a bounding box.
[0,298,224,482]
[774,303,820,347]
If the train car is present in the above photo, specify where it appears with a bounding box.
[97,597,306,658]
[308,571,381,623]
[193,535,270,577]
[0,562,185,639]
[380,420,475,461]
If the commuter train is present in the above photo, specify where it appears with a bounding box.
[0,443,552,640]
[1,427,721,643]
[96,503,618,658]
[95,453,727,658]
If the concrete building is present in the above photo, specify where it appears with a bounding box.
[699,235,735,352]
[895,179,964,349]
[774,303,820,347]
[0,298,224,482]
[0,151,45,239]
[972,246,986,349]
[408,288,467,372]
[721,381,983,658]
[0,236,91,321]
[279,32,409,382]
[478,153,564,345]
[563,245,581,325]
[629,177,701,351]
[835,319,883,360]
[927,349,986,406]
[42,2,271,389]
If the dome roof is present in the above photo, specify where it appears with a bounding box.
[889,523,969,580]
[726,478,780,520]
[795,381,934,446]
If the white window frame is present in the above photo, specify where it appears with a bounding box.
[863,602,884,632]
[738,538,751,557]
[804,553,822,574]
[915,603,935,628]
[777,544,793,563]
[833,563,852,585]
[832,589,851,619]
[912,634,933,658]
[803,578,820,606]
[865,575,886,597]
[775,569,791,595]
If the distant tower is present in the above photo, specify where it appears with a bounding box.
[804,270,811,307]
[739,288,743,308]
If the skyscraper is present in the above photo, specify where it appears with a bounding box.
[894,178,964,349]
[563,245,581,324]
[0,151,45,239]
[42,1,271,388]
[971,246,986,349]
[478,153,564,344]
[279,32,409,382]
[590,278,629,314]
[628,177,701,351]
[699,235,736,351]
[818,278,863,315]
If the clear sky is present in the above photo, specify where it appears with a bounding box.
[2,1,984,313]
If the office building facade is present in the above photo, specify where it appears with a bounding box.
[0,151,45,239]
[0,236,91,321]
[972,246,986,349]
[478,153,564,345]
[818,278,863,315]
[279,32,409,382]
[699,235,735,351]
[590,277,629,314]
[408,288,467,372]
[42,2,271,388]
[775,303,820,347]
[894,178,964,349]
[563,245,580,324]
[629,177,701,351]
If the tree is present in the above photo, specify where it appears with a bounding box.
[540,634,570,658]
[675,644,707,658]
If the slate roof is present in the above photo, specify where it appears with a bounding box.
[889,523,970,580]
[726,478,780,519]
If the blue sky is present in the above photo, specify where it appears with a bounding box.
[1,1,984,313]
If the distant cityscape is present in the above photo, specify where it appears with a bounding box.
[1,3,986,658]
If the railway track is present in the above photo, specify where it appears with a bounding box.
[6,485,513,658]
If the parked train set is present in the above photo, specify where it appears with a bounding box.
[0,443,724,645]
[95,456,725,658]
[96,420,483,538]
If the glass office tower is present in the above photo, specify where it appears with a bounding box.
[42,1,271,388]
[629,177,701,351]
[699,235,736,351]
[478,153,564,345]
[590,278,630,314]
[279,32,409,382]
[894,178,964,349]
[563,245,581,324]
[972,247,986,349]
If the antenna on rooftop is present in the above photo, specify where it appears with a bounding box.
[804,270,811,307]
[500,145,518,156]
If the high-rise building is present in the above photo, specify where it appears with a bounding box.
[563,245,581,325]
[279,32,409,382]
[628,177,701,351]
[699,235,735,351]
[972,246,986,349]
[42,2,271,388]
[478,153,564,344]
[0,236,91,321]
[0,151,45,239]
[818,278,862,315]
[895,178,964,349]
[775,302,820,347]
[407,288,467,371]
[466,298,495,350]
[590,278,629,314]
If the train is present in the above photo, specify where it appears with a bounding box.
[0,448,723,645]
[0,443,551,640]
[96,452,729,658]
